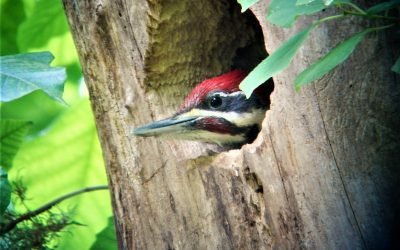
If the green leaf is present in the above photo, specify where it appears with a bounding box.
[267,0,326,27]
[0,0,26,54]
[237,0,260,11]
[391,56,400,74]
[15,0,82,106]
[10,99,112,250]
[367,0,400,14]
[296,0,334,5]
[324,0,334,5]
[17,0,80,67]
[0,119,32,170]
[0,167,11,217]
[90,216,117,250]
[0,91,66,136]
[17,0,69,51]
[294,28,380,89]
[296,0,318,5]
[240,25,314,97]
[0,52,66,103]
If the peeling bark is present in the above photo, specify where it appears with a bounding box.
[63,0,400,249]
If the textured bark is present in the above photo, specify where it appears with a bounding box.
[62,0,400,249]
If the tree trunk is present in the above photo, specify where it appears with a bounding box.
[62,0,400,249]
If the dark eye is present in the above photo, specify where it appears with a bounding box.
[209,94,223,109]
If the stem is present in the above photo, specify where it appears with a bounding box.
[343,10,400,22]
[317,14,346,24]
[340,1,367,15]
[0,185,109,235]
[369,23,395,31]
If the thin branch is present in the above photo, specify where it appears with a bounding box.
[0,185,109,235]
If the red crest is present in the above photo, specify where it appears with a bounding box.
[179,70,247,112]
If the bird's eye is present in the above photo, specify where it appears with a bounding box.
[209,94,223,109]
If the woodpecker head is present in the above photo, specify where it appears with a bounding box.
[133,70,272,148]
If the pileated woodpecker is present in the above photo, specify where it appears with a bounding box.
[133,70,273,148]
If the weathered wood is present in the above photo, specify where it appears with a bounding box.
[63,0,400,249]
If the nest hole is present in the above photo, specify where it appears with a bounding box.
[227,4,275,148]
[143,0,274,149]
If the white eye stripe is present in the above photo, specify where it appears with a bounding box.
[211,91,245,98]
[178,108,265,127]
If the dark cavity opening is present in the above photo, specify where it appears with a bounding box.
[227,5,274,148]
[141,0,274,150]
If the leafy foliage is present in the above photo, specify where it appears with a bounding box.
[0,0,26,54]
[90,217,117,250]
[0,0,82,134]
[0,202,72,250]
[0,52,66,103]
[267,0,326,27]
[237,0,399,94]
[0,167,11,217]
[0,120,32,170]
[237,0,260,11]
[1,0,116,248]
[10,100,113,250]
[240,26,315,97]
[367,0,400,14]
[17,0,68,51]
[294,27,383,89]
[0,92,66,135]
[15,0,81,104]
[392,56,400,74]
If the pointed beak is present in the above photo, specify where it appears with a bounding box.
[132,115,199,137]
